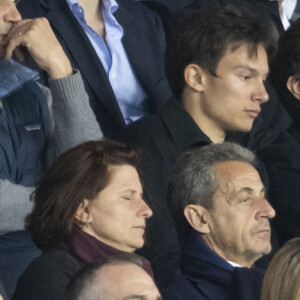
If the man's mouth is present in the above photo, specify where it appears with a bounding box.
[244,109,261,118]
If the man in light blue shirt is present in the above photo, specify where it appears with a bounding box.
[67,0,148,124]
[18,0,172,135]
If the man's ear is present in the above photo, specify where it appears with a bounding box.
[184,64,206,92]
[75,198,90,225]
[287,76,300,100]
[184,204,211,234]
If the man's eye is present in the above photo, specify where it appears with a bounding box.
[242,198,250,203]
[122,196,132,201]
[240,75,251,81]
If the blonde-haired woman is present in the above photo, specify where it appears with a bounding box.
[261,238,300,300]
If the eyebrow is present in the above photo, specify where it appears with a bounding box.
[122,295,162,300]
[236,186,265,195]
[120,189,144,198]
[234,65,269,77]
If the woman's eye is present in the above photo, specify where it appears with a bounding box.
[122,196,132,201]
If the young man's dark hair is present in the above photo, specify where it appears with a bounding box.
[166,5,278,99]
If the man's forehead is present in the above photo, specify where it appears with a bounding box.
[213,161,262,189]
[226,41,265,58]
[218,42,269,73]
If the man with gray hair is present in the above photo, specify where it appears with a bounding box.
[162,143,276,300]
[67,254,162,300]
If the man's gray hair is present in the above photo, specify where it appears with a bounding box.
[67,254,144,300]
[167,142,256,236]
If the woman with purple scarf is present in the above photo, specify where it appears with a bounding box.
[12,140,153,300]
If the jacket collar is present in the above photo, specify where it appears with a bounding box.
[158,98,212,148]
[0,59,39,98]
[180,234,264,300]
[181,234,233,273]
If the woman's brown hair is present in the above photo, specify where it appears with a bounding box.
[26,139,142,249]
[261,238,300,300]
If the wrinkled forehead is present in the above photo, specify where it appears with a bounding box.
[213,161,263,193]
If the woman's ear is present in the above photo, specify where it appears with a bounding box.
[184,64,206,92]
[184,204,211,234]
[287,76,300,100]
[75,198,90,225]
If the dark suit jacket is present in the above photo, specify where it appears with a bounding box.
[18,0,172,136]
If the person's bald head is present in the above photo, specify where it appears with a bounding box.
[67,255,161,300]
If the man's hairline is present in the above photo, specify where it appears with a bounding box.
[193,41,268,78]
[183,160,258,212]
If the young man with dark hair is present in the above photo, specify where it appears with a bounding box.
[115,6,277,286]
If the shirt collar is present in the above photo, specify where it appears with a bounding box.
[65,0,77,8]
[281,0,297,20]
[268,0,297,19]
[65,0,119,14]
[227,260,242,268]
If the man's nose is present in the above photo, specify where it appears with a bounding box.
[252,80,269,104]
[4,1,22,24]
[257,198,276,220]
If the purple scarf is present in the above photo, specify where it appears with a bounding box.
[55,225,153,278]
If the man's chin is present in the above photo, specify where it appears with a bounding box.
[254,243,272,257]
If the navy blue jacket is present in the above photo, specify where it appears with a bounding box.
[18,0,172,136]
[162,236,265,300]
[0,60,48,187]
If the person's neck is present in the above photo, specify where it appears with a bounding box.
[78,0,106,38]
[182,92,226,144]
[78,0,99,14]
[201,235,255,268]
